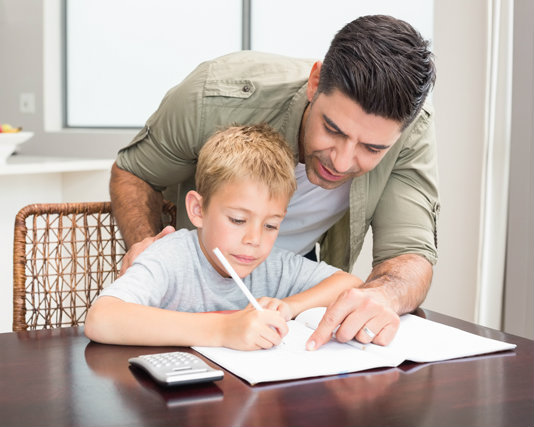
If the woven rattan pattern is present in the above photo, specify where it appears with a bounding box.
[13,201,175,331]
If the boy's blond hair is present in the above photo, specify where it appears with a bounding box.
[195,124,297,208]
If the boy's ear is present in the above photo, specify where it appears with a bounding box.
[185,190,204,228]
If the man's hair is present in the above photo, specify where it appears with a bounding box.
[195,124,297,208]
[318,15,436,129]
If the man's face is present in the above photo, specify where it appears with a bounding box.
[197,180,288,279]
[300,86,402,190]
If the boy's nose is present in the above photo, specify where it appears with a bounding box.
[242,226,261,246]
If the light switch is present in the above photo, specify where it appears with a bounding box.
[19,93,36,114]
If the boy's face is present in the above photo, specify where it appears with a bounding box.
[196,180,288,279]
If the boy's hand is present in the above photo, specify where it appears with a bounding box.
[257,297,293,321]
[220,307,289,351]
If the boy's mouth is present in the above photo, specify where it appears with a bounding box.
[232,254,257,264]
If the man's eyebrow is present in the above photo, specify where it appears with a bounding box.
[363,142,391,150]
[324,114,391,150]
[323,114,348,138]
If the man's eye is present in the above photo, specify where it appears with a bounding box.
[364,145,381,154]
[324,124,338,135]
[229,217,245,225]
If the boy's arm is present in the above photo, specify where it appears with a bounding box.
[282,271,364,318]
[84,296,288,350]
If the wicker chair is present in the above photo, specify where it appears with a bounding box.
[12,201,176,332]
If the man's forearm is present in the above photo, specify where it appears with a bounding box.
[110,162,164,248]
[363,254,433,315]
[283,271,363,318]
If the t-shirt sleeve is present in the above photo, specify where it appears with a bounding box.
[98,236,175,306]
[267,249,340,297]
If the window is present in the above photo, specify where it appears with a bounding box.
[65,0,242,127]
[65,0,433,128]
[251,0,433,61]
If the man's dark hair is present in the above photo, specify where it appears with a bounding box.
[318,15,436,129]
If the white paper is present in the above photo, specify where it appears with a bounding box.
[193,307,516,385]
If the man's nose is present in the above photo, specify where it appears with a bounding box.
[331,141,356,173]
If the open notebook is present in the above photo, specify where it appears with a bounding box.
[193,307,516,385]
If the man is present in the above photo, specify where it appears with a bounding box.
[110,15,439,349]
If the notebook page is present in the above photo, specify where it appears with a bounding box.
[296,307,516,363]
[387,314,516,362]
[194,320,402,385]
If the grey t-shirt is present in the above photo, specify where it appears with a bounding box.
[100,229,340,312]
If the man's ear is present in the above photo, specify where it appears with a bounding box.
[185,190,204,228]
[306,61,322,102]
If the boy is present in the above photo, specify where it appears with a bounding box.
[85,124,362,350]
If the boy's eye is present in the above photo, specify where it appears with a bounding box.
[265,223,279,231]
[229,217,245,225]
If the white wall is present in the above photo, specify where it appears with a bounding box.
[0,0,517,330]
[424,0,488,322]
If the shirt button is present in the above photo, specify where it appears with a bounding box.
[242,85,251,93]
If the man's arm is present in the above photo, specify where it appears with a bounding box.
[110,162,164,248]
[364,253,432,314]
[110,162,176,275]
[281,271,364,318]
[306,254,431,349]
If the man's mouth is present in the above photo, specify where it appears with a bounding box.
[316,160,345,182]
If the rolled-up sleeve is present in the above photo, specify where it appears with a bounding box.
[371,105,440,266]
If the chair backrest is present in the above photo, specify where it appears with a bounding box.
[13,201,176,332]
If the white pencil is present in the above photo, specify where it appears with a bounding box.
[212,247,263,311]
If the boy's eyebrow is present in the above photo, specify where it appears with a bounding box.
[324,114,391,150]
[227,207,285,219]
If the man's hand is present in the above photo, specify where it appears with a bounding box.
[119,225,175,276]
[306,254,432,350]
[306,288,400,350]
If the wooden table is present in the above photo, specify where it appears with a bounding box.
[0,309,532,427]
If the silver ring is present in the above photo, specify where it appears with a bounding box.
[362,326,376,339]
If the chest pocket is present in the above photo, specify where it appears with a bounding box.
[204,80,256,99]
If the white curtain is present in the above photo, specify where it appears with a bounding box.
[476,0,514,328]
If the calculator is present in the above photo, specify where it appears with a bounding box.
[128,351,224,386]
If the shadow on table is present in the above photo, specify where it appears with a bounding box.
[84,341,223,408]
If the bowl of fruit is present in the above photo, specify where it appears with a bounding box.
[0,124,34,163]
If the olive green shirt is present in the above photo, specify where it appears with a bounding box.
[116,51,439,272]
